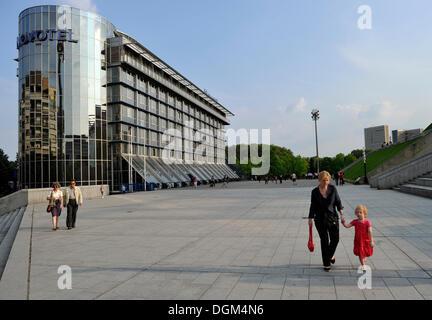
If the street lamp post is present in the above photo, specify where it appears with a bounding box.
[311,109,320,176]
[363,147,368,184]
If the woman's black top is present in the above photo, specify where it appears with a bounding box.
[308,184,343,221]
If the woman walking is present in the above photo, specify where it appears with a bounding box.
[47,182,63,231]
[308,171,344,271]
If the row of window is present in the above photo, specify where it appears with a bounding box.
[111,143,225,163]
[19,159,110,189]
[109,124,225,150]
[108,89,223,132]
[108,103,224,135]
[118,48,225,122]
[110,68,224,128]
[20,139,109,160]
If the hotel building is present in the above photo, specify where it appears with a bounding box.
[17,5,238,191]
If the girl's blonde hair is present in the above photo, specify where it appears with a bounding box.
[318,171,331,182]
[53,182,61,189]
[355,205,368,218]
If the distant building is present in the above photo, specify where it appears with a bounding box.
[364,125,390,150]
[392,128,424,144]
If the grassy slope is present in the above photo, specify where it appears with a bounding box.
[344,138,420,180]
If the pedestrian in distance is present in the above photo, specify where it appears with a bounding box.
[222,175,228,188]
[292,173,297,185]
[100,185,104,198]
[339,172,344,185]
[47,182,63,231]
[341,205,374,270]
[334,171,339,186]
[308,171,344,272]
[64,180,83,230]
[265,176,269,184]
[194,177,198,188]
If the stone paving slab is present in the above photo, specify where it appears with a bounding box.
[0,180,431,300]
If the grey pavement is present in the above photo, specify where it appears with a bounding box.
[0,180,431,300]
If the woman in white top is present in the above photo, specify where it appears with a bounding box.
[47,182,63,231]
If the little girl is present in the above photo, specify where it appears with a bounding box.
[341,205,375,269]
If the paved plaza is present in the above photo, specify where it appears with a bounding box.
[0,180,431,300]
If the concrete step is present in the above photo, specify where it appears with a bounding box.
[0,207,26,280]
[0,210,19,245]
[0,213,9,229]
[0,209,18,238]
[399,184,432,199]
[415,178,432,187]
[421,173,432,179]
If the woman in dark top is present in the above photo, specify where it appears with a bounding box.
[308,171,344,271]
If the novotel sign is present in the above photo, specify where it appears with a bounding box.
[17,29,78,49]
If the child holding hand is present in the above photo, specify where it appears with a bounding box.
[341,205,375,269]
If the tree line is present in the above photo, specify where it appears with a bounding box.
[227,144,366,178]
[0,148,17,197]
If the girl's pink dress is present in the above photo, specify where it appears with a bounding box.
[350,219,373,258]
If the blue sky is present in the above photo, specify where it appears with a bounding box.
[1,0,431,160]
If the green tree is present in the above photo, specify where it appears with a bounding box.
[333,153,345,172]
[320,157,333,173]
[350,149,364,159]
[0,149,16,196]
[292,156,308,176]
[344,154,357,167]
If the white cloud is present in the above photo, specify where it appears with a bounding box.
[276,97,307,114]
[336,101,414,127]
[336,103,369,117]
[53,0,98,13]
[293,97,307,113]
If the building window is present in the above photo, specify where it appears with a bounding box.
[168,107,174,120]
[159,90,166,102]
[159,104,166,117]
[149,99,157,113]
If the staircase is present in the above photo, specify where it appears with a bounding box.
[398,172,432,199]
[0,207,26,280]
[227,164,246,180]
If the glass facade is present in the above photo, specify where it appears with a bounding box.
[17,6,238,191]
[17,6,116,188]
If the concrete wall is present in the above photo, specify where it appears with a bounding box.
[368,130,432,180]
[0,185,108,215]
[369,152,432,189]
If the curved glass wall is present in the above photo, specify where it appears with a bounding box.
[17,5,116,188]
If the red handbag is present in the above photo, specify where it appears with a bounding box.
[308,225,315,252]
